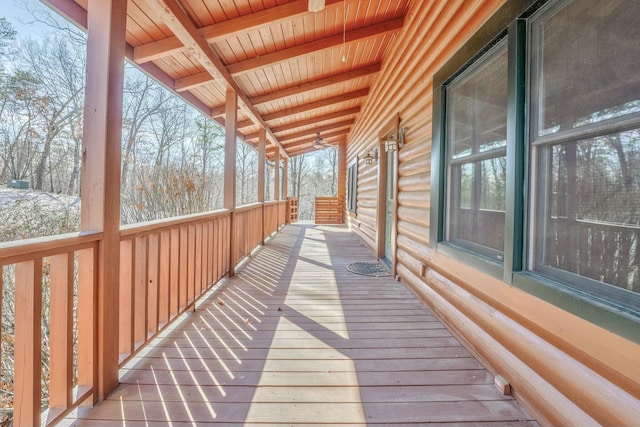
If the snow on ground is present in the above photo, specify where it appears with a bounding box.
[0,187,80,210]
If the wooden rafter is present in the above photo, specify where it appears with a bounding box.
[140,0,287,156]
[250,63,382,106]
[244,107,361,141]
[269,129,349,152]
[284,137,347,158]
[263,89,369,122]
[228,18,403,76]
[134,0,345,64]
[271,107,362,134]
[276,119,355,143]
[175,72,211,92]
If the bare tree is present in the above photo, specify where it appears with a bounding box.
[17,36,85,191]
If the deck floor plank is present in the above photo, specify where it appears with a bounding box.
[62,224,538,426]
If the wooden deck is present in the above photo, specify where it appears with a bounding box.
[62,224,538,426]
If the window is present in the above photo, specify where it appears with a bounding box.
[347,161,358,213]
[445,39,508,261]
[432,0,640,337]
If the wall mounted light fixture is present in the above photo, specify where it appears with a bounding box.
[364,147,379,165]
[385,127,406,152]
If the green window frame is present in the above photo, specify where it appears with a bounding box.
[430,0,640,343]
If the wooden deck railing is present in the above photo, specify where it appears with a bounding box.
[118,209,231,365]
[0,202,288,426]
[287,197,298,223]
[278,200,287,226]
[264,201,280,239]
[315,196,344,224]
[232,203,263,267]
[0,232,102,426]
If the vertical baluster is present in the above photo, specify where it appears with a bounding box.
[201,222,209,291]
[159,230,170,326]
[77,246,97,402]
[170,228,180,317]
[179,226,188,310]
[195,223,203,298]
[0,269,2,381]
[14,259,43,427]
[209,219,216,283]
[187,225,196,306]
[213,219,220,281]
[48,253,74,413]
[220,217,225,276]
[147,233,159,337]
[134,236,148,348]
[119,239,134,358]
[227,215,232,270]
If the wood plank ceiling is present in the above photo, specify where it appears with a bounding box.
[53,0,409,158]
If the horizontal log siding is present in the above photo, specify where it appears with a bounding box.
[346,0,640,425]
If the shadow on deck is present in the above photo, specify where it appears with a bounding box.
[62,224,538,426]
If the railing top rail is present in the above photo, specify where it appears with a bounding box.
[0,231,103,266]
[235,202,263,213]
[120,208,231,238]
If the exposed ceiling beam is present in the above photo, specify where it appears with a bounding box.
[227,18,403,76]
[142,0,287,156]
[175,72,211,92]
[271,107,362,134]
[262,89,369,122]
[287,141,344,157]
[245,113,358,141]
[211,105,227,117]
[269,129,349,152]
[250,63,381,106]
[279,136,347,158]
[238,119,254,129]
[276,119,355,143]
[134,0,345,64]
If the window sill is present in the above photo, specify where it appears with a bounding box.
[512,272,640,344]
[436,242,504,281]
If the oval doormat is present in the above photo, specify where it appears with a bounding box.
[346,262,391,277]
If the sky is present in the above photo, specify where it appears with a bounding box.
[1,0,57,37]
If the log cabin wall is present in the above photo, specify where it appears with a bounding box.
[346,0,640,425]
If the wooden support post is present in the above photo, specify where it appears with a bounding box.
[338,140,346,223]
[283,156,288,200]
[80,0,127,401]
[224,88,238,276]
[274,152,280,202]
[257,127,266,243]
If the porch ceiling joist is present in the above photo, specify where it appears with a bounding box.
[250,63,382,106]
[269,129,350,153]
[275,119,355,143]
[285,137,347,158]
[134,0,346,64]
[270,107,362,134]
[227,18,404,76]
[262,89,369,122]
[141,0,288,157]
[175,72,212,92]
[244,107,362,140]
